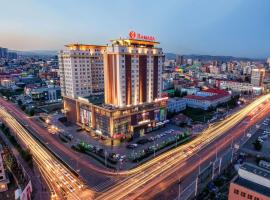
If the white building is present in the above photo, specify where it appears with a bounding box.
[267,57,270,67]
[251,68,265,87]
[183,89,231,110]
[243,65,252,75]
[216,79,254,93]
[58,44,106,98]
[167,98,186,113]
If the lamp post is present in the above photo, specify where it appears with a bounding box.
[178,177,181,200]
[194,153,201,197]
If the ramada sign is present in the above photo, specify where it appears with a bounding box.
[129,31,155,41]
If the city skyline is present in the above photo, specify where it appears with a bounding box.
[0,0,270,59]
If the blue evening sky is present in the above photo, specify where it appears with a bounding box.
[0,0,269,58]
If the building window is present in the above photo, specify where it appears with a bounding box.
[240,192,246,197]
[247,194,253,199]
[254,198,260,200]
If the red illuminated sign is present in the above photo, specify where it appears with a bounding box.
[129,31,136,39]
[129,31,155,41]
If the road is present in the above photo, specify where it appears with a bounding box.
[136,100,270,200]
[0,106,94,200]
[1,94,270,200]
[95,94,270,200]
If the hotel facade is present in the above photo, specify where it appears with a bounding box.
[62,32,167,141]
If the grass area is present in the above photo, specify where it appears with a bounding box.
[71,145,117,169]
[183,107,215,122]
[129,133,191,162]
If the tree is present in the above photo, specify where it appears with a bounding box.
[17,99,23,106]
[253,139,262,151]
[21,105,26,111]
[180,91,188,97]
[167,111,175,119]
[28,109,35,116]
[174,89,181,97]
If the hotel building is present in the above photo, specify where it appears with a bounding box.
[58,44,105,98]
[63,33,167,141]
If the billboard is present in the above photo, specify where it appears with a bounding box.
[80,107,91,126]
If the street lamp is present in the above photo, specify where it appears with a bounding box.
[178,177,181,200]
[194,152,201,197]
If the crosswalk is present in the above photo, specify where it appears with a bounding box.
[91,177,120,192]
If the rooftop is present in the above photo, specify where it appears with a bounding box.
[65,44,106,50]
[110,38,160,47]
[79,94,104,105]
[184,93,229,101]
[233,177,270,197]
[202,88,229,95]
[240,162,270,180]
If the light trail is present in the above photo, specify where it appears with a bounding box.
[1,94,270,200]
[96,94,270,200]
[0,106,94,200]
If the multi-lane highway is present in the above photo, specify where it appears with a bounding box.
[95,94,270,200]
[0,106,94,200]
[136,98,270,200]
[1,93,270,200]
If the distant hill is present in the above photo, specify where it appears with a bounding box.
[13,50,58,56]
[165,53,264,62]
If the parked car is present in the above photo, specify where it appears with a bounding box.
[126,144,138,149]
[136,138,150,145]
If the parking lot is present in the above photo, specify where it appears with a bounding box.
[36,113,190,169]
[242,116,270,159]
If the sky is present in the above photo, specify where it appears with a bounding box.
[0,0,270,58]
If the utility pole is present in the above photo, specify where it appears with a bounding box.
[104,150,107,167]
[218,157,222,174]
[154,140,156,157]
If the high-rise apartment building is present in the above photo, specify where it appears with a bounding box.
[251,68,265,87]
[176,55,184,66]
[0,47,8,58]
[267,57,270,67]
[58,44,105,98]
[62,32,167,142]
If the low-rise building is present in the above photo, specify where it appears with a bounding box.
[0,145,9,192]
[24,85,61,103]
[0,79,15,88]
[216,79,254,93]
[171,113,191,126]
[229,162,270,200]
[167,98,186,113]
[183,89,231,110]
